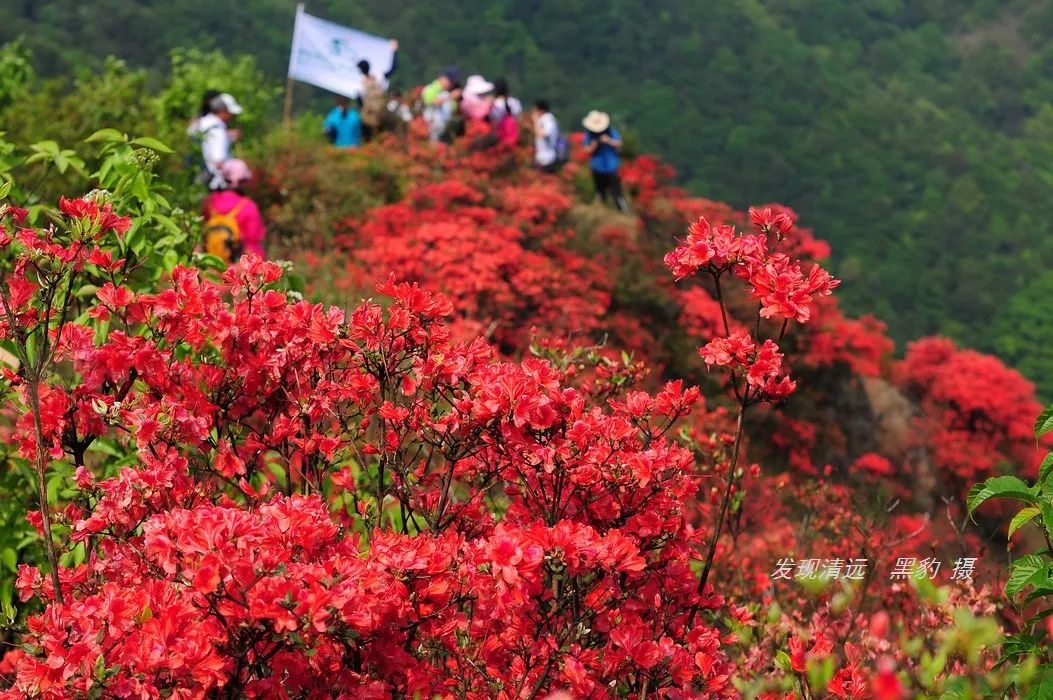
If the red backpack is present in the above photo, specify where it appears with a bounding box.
[494,99,520,146]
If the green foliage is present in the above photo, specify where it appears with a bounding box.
[0,38,33,111]
[155,48,279,145]
[966,476,1037,516]
[0,447,35,627]
[967,406,1053,690]
[246,126,407,255]
[83,128,197,282]
[4,57,152,148]
[994,271,1053,400]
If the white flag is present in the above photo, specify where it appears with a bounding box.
[288,5,394,98]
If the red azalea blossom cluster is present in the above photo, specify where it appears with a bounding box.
[57,196,132,236]
[664,214,839,324]
[0,215,743,696]
[700,332,795,401]
[897,337,1042,484]
[664,212,838,407]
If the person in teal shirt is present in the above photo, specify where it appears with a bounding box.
[323,96,362,148]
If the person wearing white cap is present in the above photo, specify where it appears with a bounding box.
[582,110,628,212]
[195,92,243,190]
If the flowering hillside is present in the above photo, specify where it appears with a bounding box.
[0,121,1050,698]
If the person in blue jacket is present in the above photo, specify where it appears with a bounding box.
[323,95,362,148]
[582,110,629,212]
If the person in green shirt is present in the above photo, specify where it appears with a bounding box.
[422,67,461,142]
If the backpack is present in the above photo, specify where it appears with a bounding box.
[553,132,570,164]
[360,80,387,128]
[187,121,222,187]
[496,114,519,146]
[203,198,246,263]
[494,98,520,146]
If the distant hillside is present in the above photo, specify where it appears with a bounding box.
[5,0,1053,392]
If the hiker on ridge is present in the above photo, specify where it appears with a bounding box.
[460,75,495,123]
[582,109,628,212]
[202,158,265,263]
[489,77,521,147]
[186,89,221,138]
[357,38,399,142]
[422,67,462,142]
[194,92,243,191]
[532,100,566,173]
[323,94,362,148]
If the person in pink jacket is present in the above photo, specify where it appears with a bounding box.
[203,158,266,259]
[460,75,494,122]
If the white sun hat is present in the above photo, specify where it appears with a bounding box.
[210,93,244,115]
[582,110,610,133]
[463,75,495,96]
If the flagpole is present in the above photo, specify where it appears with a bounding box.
[282,76,294,128]
[284,3,306,127]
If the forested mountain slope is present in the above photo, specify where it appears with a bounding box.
[4,0,1053,390]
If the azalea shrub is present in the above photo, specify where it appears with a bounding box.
[0,122,1049,699]
[0,193,758,697]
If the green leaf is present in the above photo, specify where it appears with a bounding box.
[123,224,145,254]
[30,140,59,156]
[86,437,124,459]
[85,128,125,144]
[1043,501,1053,535]
[0,547,16,573]
[996,631,1044,667]
[1039,453,1053,485]
[774,649,793,672]
[1024,583,1053,605]
[1,581,14,623]
[69,542,86,568]
[0,179,11,199]
[286,272,306,295]
[65,153,85,176]
[1036,406,1053,439]
[196,253,228,271]
[129,136,173,154]
[967,476,1036,518]
[1006,555,1048,599]
[132,176,149,201]
[1024,672,1053,700]
[1010,507,1041,538]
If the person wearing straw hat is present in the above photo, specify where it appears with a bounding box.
[582,110,628,212]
